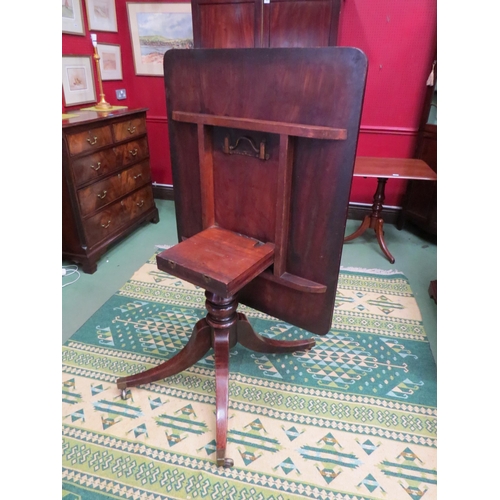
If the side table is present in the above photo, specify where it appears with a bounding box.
[344,157,437,263]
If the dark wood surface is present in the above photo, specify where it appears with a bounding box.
[353,156,437,180]
[156,227,275,297]
[398,56,437,236]
[62,108,159,273]
[164,47,367,335]
[191,0,341,49]
[398,124,437,234]
[118,48,367,467]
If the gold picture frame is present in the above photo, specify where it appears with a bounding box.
[62,55,97,107]
[97,43,123,80]
[86,0,118,32]
[126,2,193,77]
[62,0,85,36]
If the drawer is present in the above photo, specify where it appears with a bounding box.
[113,116,147,142]
[78,160,151,217]
[70,148,118,187]
[83,185,155,247]
[66,125,113,156]
[114,137,149,168]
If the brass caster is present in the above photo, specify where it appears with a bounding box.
[217,457,234,468]
[216,449,233,468]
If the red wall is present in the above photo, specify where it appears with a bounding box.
[340,0,437,205]
[63,0,437,205]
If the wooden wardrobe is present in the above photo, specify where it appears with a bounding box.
[190,0,341,48]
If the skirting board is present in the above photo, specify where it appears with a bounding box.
[152,184,174,200]
[152,184,401,225]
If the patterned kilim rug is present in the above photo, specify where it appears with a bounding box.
[62,255,437,500]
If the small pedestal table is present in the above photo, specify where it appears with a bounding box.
[344,157,437,263]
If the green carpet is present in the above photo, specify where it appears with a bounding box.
[62,255,437,499]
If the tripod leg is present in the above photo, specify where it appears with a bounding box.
[213,329,234,468]
[344,215,371,242]
[204,291,238,467]
[117,318,211,395]
[236,313,315,353]
[374,218,395,263]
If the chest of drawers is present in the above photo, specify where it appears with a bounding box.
[63,108,159,273]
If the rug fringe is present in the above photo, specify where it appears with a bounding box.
[340,266,403,275]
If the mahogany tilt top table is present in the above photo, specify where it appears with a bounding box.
[344,156,437,263]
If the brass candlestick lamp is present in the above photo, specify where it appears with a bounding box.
[90,33,112,110]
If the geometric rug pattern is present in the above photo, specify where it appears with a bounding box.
[62,255,437,499]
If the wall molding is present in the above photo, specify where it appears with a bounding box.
[146,115,168,124]
[359,125,418,136]
[153,183,174,200]
[347,204,400,225]
[152,186,401,225]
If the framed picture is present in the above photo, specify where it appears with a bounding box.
[62,0,85,35]
[97,43,123,80]
[86,0,118,32]
[126,2,193,76]
[62,55,97,107]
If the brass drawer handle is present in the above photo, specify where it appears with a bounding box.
[137,200,144,208]
[91,162,101,171]
[87,135,98,145]
[97,190,107,199]
[129,148,138,157]
[101,220,111,228]
[127,125,136,134]
[133,173,142,180]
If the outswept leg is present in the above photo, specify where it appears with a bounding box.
[236,313,315,353]
[213,329,233,468]
[344,215,370,242]
[116,293,316,467]
[117,318,211,394]
[374,218,395,263]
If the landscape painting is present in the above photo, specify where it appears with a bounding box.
[62,0,84,35]
[127,3,193,76]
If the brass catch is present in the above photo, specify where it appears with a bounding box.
[223,135,269,160]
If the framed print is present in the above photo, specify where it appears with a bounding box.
[62,56,97,107]
[86,0,118,32]
[97,43,123,80]
[126,2,193,76]
[62,0,85,35]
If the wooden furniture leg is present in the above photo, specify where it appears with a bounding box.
[117,289,315,467]
[344,215,370,242]
[236,313,316,353]
[344,177,395,263]
[116,318,212,397]
[205,292,238,468]
[374,216,395,264]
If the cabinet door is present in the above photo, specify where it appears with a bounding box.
[267,0,340,47]
[191,0,340,48]
[192,0,263,48]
